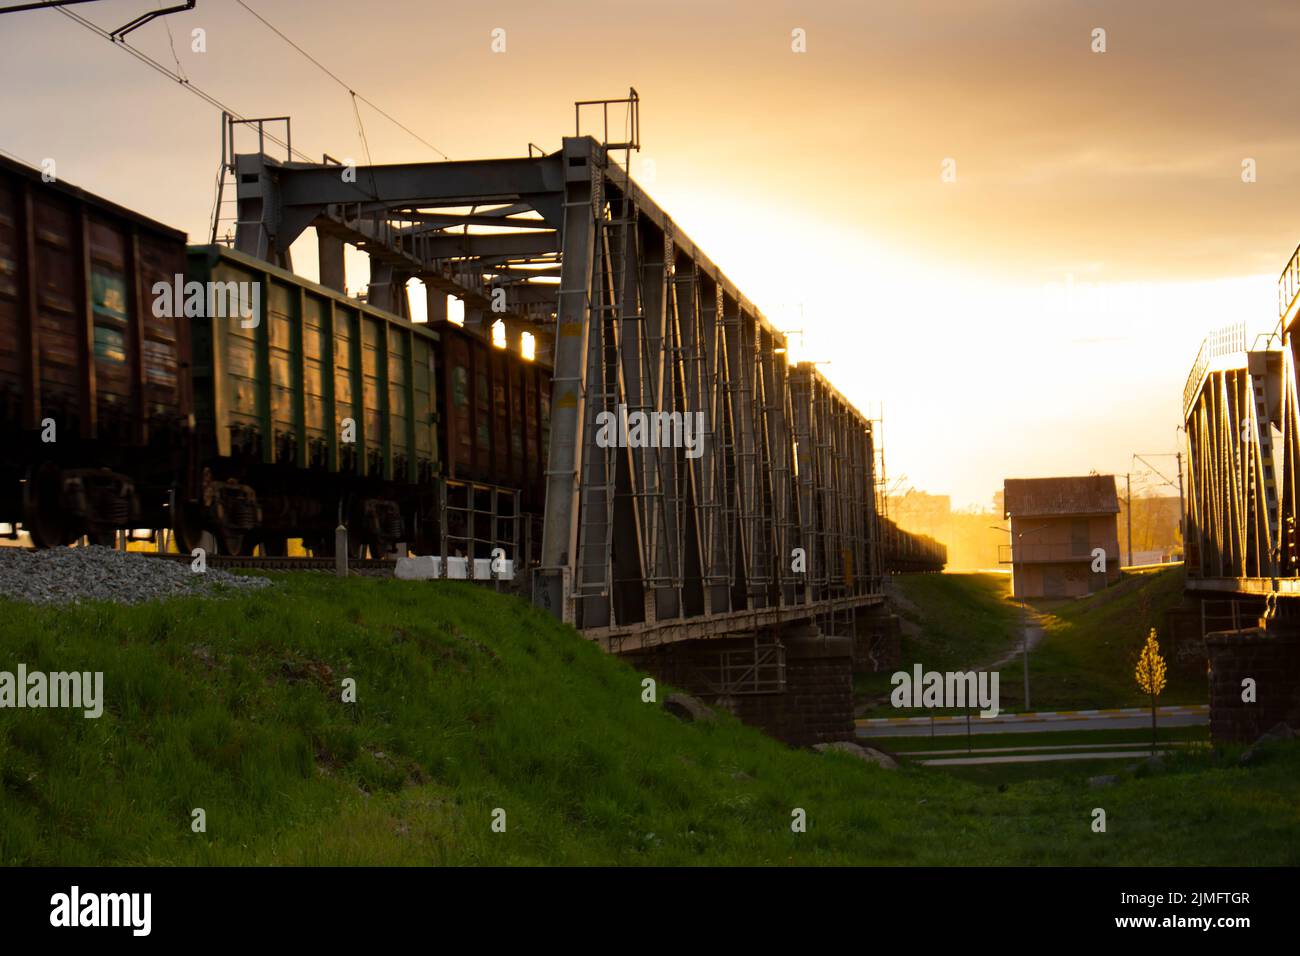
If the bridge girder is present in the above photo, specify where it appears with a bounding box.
[228,133,886,642]
[1184,340,1283,583]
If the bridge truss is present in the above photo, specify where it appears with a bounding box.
[1183,248,1300,599]
[223,96,886,650]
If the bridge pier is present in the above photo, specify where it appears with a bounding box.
[627,622,855,747]
[1206,611,1300,744]
[852,604,901,675]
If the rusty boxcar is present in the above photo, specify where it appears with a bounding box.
[0,156,553,562]
[0,154,190,547]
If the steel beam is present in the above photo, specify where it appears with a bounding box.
[223,128,892,639]
[537,139,599,623]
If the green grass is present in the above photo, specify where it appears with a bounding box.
[863,568,1202,715]
[1009,568,1203,712]
[856,573,1023,714]
[1,574,1297,865]
[863,726,1210,787]
[938,757,1168,788]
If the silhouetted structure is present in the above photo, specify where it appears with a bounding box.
[1002,475,1122,598]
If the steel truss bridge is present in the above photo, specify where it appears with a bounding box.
[221,95,899,655]
[1183,246,1300,604]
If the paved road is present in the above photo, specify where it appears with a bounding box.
[856,705,1208,739]
[912,748,1183,767]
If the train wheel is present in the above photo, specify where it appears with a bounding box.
[87,531,118,548]
[260,535,288,557]
[171,500,206,555]
[23,462,74,549]
[308,531,364,560]
[218,532,250,556]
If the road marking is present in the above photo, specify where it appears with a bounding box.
[893,741,1205,757]
[856,704,1208,726]
[917,748,1181,767]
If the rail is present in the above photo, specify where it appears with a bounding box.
[138,553,394,572]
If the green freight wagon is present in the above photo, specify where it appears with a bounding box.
[179,244,441,557]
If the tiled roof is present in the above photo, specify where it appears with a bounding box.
[1003,475,1120,517]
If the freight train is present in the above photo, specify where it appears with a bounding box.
[0,152,943,575]
[880,516,947,573]
[0,154,548,561]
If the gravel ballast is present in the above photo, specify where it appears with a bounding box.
[0,546,271,606]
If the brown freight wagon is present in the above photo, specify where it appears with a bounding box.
[0,155,190,546]
[437,319,551,508]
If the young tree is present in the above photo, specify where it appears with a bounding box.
[1135,628,1168,751]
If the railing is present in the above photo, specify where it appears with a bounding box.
[998,542,1111,563]
[1279,241,1300,324]
[1182,321,1246,419]
[574,88,640,151]
[212,112,296,245]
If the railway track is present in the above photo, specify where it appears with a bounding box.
[136,552,398,573]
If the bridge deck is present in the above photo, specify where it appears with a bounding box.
[1185,576,1300,597]
[585,593,886,653]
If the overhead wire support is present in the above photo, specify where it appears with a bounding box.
[0,0,196,40]
[109,0,194,40]
[51,4,312,163]
[233,0,450,160]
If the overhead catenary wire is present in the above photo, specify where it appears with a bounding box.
[349,90,383,210]
[0,143,42,168]
[233,0,450,160]
[158,0,188,83]
[49,3,390,214]
[53,4,313,163]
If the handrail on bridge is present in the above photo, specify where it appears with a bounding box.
[1182,321,1246,418]
[574,89,640,152]
[1279,240,1300,324]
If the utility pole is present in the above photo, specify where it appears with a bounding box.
[1176,450,1185,553]
[1133,449,1185,561]
[1021,595,1031,710]
[1126,472,1132,568]
[991,521,1048,712]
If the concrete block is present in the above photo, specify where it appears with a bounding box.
[395,556,437,580]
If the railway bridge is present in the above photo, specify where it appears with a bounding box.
[1182,248,1300,741]
[224,96,941,745]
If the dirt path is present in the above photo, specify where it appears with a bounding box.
[859,603,1048,714]
[986,605,1048,669]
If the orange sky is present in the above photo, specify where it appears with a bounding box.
[3,0,1297,507]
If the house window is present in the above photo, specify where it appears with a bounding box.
[1071,518,1089,556]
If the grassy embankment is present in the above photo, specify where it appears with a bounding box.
[855,573,1024,714]
[1023,568,1203,711]
[862,568,1198,715]
[1,572,1297,865]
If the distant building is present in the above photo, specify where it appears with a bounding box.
[1002,475,1122,598]
[887,490,952,542]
